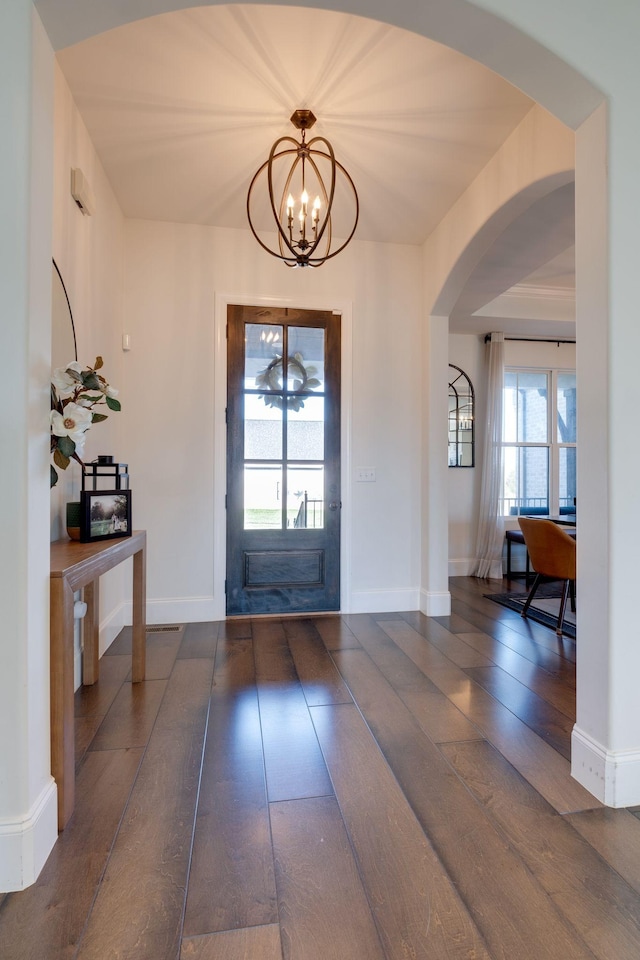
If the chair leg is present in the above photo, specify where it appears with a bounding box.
[521,574,542,618]
[569,579,576,613]
[556,579,570,636]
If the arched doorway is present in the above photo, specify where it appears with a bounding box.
[35,0,617,808]
[35,0,613,809]
[7,0,636,894]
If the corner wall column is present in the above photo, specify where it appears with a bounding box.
[0,4,58,891]
[421,314,451,616]
[572,99,640,805]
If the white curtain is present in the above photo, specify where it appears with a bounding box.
[474,332,505,579]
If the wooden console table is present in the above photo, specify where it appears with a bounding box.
[50,530,146,830]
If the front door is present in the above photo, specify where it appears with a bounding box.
[226,304,341,615]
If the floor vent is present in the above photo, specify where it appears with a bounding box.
[146,624,184,634]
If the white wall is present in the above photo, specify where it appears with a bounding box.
[51,63,127,654]
[123,221,423,618]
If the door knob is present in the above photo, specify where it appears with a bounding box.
[328,501,342,511]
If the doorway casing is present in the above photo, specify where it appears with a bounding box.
[213,292,353,620]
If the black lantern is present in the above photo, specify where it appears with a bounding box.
[82,456,129,491]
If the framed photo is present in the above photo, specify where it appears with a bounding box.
[80,489,132,543]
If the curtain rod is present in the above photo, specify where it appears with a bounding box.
[483,335,576,345]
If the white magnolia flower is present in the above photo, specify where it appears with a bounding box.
[50,402,92,444]
[51,362,83,397]
[50,358,121,486]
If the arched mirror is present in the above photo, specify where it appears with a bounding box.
[448,364,474,467]
[51,259,77,372]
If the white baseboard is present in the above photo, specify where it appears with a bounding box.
[571,725,640,807]
[348,588,420,614]
[97,599,128,657]
[122,595,220,627]
[0,778,58,891]
[113,586,460,627]
[420,589,451,617]
[74,646,82,691]
[72,601,127,689]
[448,558,476,577]
[99,598,221,658]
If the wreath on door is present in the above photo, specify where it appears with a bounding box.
[255,353,320,410]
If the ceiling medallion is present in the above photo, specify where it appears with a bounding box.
[246,109,359,268]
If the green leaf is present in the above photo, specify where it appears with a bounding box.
[91,412,108,423]
[65,366,82,382]
[105,396,121,412]
[306,378,321,388]
[53,447,71,469]
[57,435,76,458]
[94,356,104,370]
[50,465,58,488]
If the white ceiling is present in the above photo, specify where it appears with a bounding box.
[450,183,575,336]
[56,4,575,336]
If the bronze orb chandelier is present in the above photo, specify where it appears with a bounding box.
[246,109,359,268]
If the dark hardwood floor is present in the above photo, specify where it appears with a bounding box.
[4,576,640,959]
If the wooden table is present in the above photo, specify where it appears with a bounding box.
[523,514,576,526]
[50,530,146,830]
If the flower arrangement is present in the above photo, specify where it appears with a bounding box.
[50,356,121,487]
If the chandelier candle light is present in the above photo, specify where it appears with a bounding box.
[247,109,359,268]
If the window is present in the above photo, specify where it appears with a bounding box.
[501,368,576,516]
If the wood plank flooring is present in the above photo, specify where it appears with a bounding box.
[4,577,640,959]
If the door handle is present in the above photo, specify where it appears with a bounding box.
[328,501,342,511]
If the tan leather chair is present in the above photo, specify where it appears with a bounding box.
[517,518,576,636]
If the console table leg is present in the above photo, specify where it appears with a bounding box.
[132,546,146,682]
[50,576,76,831]
[82,578,100,686]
